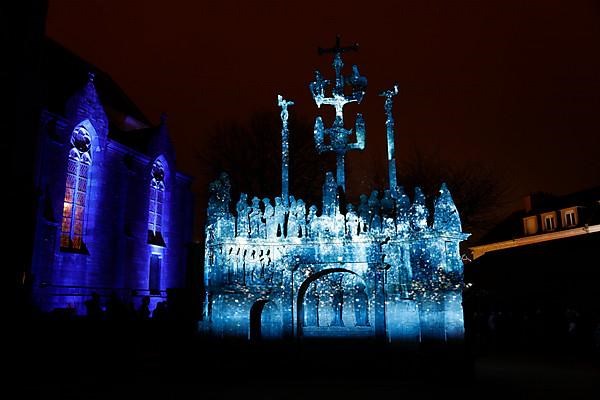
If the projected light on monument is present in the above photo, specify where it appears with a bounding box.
[203,37,469,343]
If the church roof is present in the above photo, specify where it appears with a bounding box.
[108,126,157,154]
[40,37,178,159]
[41,37,151,132]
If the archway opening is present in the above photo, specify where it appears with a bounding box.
[250,299,282,341]
[296,267,373,338]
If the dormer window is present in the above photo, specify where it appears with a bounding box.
[561,208,578,228]
[543,214,556,231]
[523,215,538,235]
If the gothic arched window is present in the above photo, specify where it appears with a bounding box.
[148,159,166,246]
[60,124,92,250]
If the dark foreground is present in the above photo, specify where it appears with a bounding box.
[11,320,600,399]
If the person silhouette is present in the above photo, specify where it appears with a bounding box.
[235,193,250,237]
[138,295,151,320]
[152,301,168,320]
[84,292,103,320]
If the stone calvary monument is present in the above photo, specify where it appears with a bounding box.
[203,37,469,343]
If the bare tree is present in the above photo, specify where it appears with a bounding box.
[197,111,325,209]
[397,149,512,240]
[198,115,510,241]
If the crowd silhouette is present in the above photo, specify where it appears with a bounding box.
[80,291,186,323]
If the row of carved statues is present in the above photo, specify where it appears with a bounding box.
[231,192,397,239]
[208,173,460,239]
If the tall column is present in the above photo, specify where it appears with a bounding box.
[380,85,399,196]
[278,95,294,202]
[281,259,297,340]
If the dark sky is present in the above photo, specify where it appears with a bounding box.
[46,0,600,216]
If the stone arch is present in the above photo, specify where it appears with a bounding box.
[249,298,282,341]
[296,267,371,337]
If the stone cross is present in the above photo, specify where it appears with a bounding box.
[309,37,367,193]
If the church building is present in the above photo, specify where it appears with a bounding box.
[29,39,194,315]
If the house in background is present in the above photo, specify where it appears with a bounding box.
[30,39,194,315]
[464,187,600,348]
[470,187,600,261]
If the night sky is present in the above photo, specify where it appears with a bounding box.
[46,0,600,218]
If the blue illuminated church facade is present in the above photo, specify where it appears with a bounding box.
[30,43,193,315]
[204,38,469,343]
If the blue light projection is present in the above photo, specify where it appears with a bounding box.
[380,84,399,197]
[310,36,366,192]
[30,70,193,315]
[203,38,469,343]
[278,95,294,201]
[60,123,92,250]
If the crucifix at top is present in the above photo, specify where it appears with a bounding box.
[310,35,368,193]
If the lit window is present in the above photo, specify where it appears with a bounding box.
[565,210,576,227]
[60,125,91,251]
[148,159,166,246]
[544,215,555,231]
[523,216,538,235]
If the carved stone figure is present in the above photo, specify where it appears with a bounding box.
[353,283,370,326]
[358,193,370,233]
[307,205,318,238]
[274,196,286,237]
[330,285,345,327]
[322,172,338,217]
[263,198,275,239]
[236,193,250,237]
[249,197,263,238]
[345,204,359,237]
[296,199,307,238]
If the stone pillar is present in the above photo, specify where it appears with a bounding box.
[372,263,387,340]
[418,297,446,342]
[444,291,465,342]
[281,262,296,339]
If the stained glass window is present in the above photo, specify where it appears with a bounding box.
[148,159,166,246]
[60,125,91,250]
